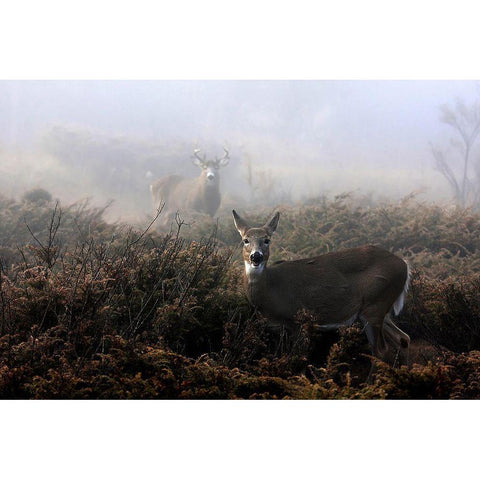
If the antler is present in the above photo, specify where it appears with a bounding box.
[192,149,206,166]
[215,147,230,167]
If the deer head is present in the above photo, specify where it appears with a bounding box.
[192,148,230,187]
[233,210,280,274]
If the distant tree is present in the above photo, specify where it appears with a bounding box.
[431,97,480,208]
[22,188,53,205]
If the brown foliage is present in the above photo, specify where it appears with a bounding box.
[1,192,480,398]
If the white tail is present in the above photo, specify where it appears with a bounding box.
[151,148,230,228]
[393,261,410,316]
[233,210,410,366]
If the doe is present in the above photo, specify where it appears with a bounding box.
[233,209,411,365]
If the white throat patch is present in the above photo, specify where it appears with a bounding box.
[244,260,265,280]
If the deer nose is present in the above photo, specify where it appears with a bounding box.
[207,172,215,180]
[250,251,264,265]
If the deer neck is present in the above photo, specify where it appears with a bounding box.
[201,171,219,192]
[200,181,219,206]
[204,183,219,195]
[244,261,268,301]
[245,259,269,279]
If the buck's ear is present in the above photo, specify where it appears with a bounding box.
[264,211,280,235]
[232,210,249,236]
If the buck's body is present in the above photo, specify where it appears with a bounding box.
[233,210,411,366]
[151,173,221,217]
[151,149,229,228]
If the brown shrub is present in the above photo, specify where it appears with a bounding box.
[2,193,480,399]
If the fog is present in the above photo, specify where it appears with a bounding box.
[1,80,479,222]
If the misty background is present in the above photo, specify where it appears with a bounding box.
[1,80,479,223]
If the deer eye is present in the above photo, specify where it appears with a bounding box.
[264,238,270,245]
[243,239,249,245]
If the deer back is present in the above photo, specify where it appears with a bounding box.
[246,245,407,327]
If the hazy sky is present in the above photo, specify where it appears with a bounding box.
[1,80,479,163]
[1,80,480,209]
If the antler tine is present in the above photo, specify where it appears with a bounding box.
[215,147,230,166]
[192,148,206,165]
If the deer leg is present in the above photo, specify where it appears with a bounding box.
[357,316,378,384]
[383,315,410,366]
[359,314,387,359]
[359,310,390,383]
[359,316,375,350]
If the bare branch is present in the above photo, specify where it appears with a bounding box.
[433,97,480,208]
[431,144,461,200]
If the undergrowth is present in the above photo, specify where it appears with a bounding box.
[1,190,480,399]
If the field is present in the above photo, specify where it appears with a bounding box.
[1,189,480,399]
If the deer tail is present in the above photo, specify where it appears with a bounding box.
[393,260,410,316]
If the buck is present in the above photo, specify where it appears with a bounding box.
[151,148,230,228]
[232,210,411,365]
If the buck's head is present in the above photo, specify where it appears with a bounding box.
[193,148,230,187]
[233,210,280,275]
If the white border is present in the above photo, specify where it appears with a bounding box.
[1,1,480,79]
[1,2,478,478]
[1,400,478,479]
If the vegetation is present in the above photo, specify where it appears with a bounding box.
[1,190,480,399]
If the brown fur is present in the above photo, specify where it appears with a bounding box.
[233,210,411,366]
[151,150,229,229]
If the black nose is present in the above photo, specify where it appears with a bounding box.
[250,252,263,264]
[207,173,215,180]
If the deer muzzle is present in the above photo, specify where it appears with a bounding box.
[250,251,264,267]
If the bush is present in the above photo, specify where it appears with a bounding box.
[22,188,53,204]
[1,192,480,398]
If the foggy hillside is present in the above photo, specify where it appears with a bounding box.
[1,80,480,222]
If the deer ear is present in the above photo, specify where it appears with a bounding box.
[265,212,280,235]
[232,210,249,236]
